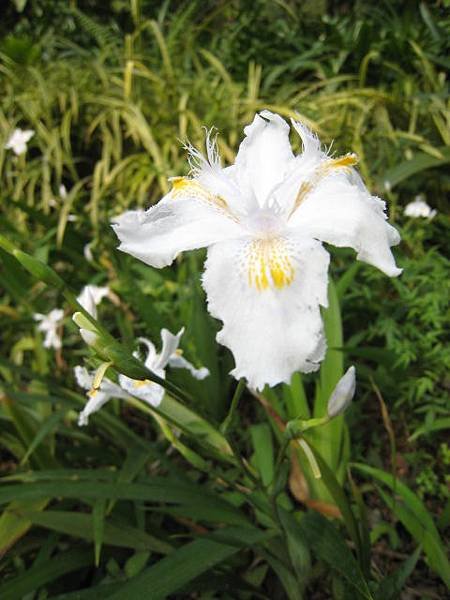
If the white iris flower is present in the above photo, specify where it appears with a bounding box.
[75,327,209,425]
[404,196,436,219]
[5,128,34,156]
[33,308,65,350]
[113,110,401,390]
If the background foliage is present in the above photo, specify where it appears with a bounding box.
[0,0,449,598]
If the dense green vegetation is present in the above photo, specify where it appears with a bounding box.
[0,1,449,598]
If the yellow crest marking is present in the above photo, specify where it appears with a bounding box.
[291,152,358,215]
[248,238,295,291]
[133,379,152,388]
[170,177,230,212]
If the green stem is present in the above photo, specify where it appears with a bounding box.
[273,437,290,482]
[220,378,246,435]
[227,435,260,484]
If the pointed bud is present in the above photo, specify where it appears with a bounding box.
[80,328,99,347]
[73,311,101,348]
[73,311,97,333]
[327,366,356,418]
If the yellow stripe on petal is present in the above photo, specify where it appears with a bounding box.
[248,238,295,291]
[133,379,152,388]
[170,177,230,213]
[290,152,359,215]
[326,153,358,170]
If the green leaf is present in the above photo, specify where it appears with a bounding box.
[283,372,310,420]
[250,423,274,486]
[335,262,361,301]
[0,478,246,528]
[0,499,48,555]
[278,509,310,580]
[155,395,235,461]
[185,264,225,419]
[12,248,64,288]
[408,417,450,441]
[152,502,250,527]
[378,147,450,189]
[2,395,58,470]
[0,479,219,504]
[106,445,155,513]
[298,512,373,600]
[316,279,344,415]
[17,509,172,554]
[48,584,123,599]
[20,410,66,466]
[125,551,151,579]
[353,463,450,587]
[379,487,449,588]
[260,548,303,600]
[108,527,269,600]
[0,548,92,600]
[348,472,371,577]
[312,278,347,480]
[308,443,362,556]
[375,545,421,600]
[93,500,106,565]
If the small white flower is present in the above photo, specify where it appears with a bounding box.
[5,128,34,156]
[404,196,436,219]
[113,110,401,390]
[327,366,356,418]
[75,327,209,425]
[74,366,129,426]
[119,328,209,406]
[83,243,94,262]
[76,284,110,318]
[33,308,65,350]
[59,184,68,199]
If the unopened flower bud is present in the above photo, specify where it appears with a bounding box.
[327,366,356,418]
[80,328,99,347]
[73,311,100,346]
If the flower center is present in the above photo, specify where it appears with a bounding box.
[243,208,284,238]
[247,237,294,291]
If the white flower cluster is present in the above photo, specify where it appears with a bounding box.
[38,285,209,424]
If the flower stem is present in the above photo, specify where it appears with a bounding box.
[220,378,246,435]
[274,437,290,479]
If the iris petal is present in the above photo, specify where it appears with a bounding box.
[112,180,242,268]
[288,176,402,277]
[202,235,329,390]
